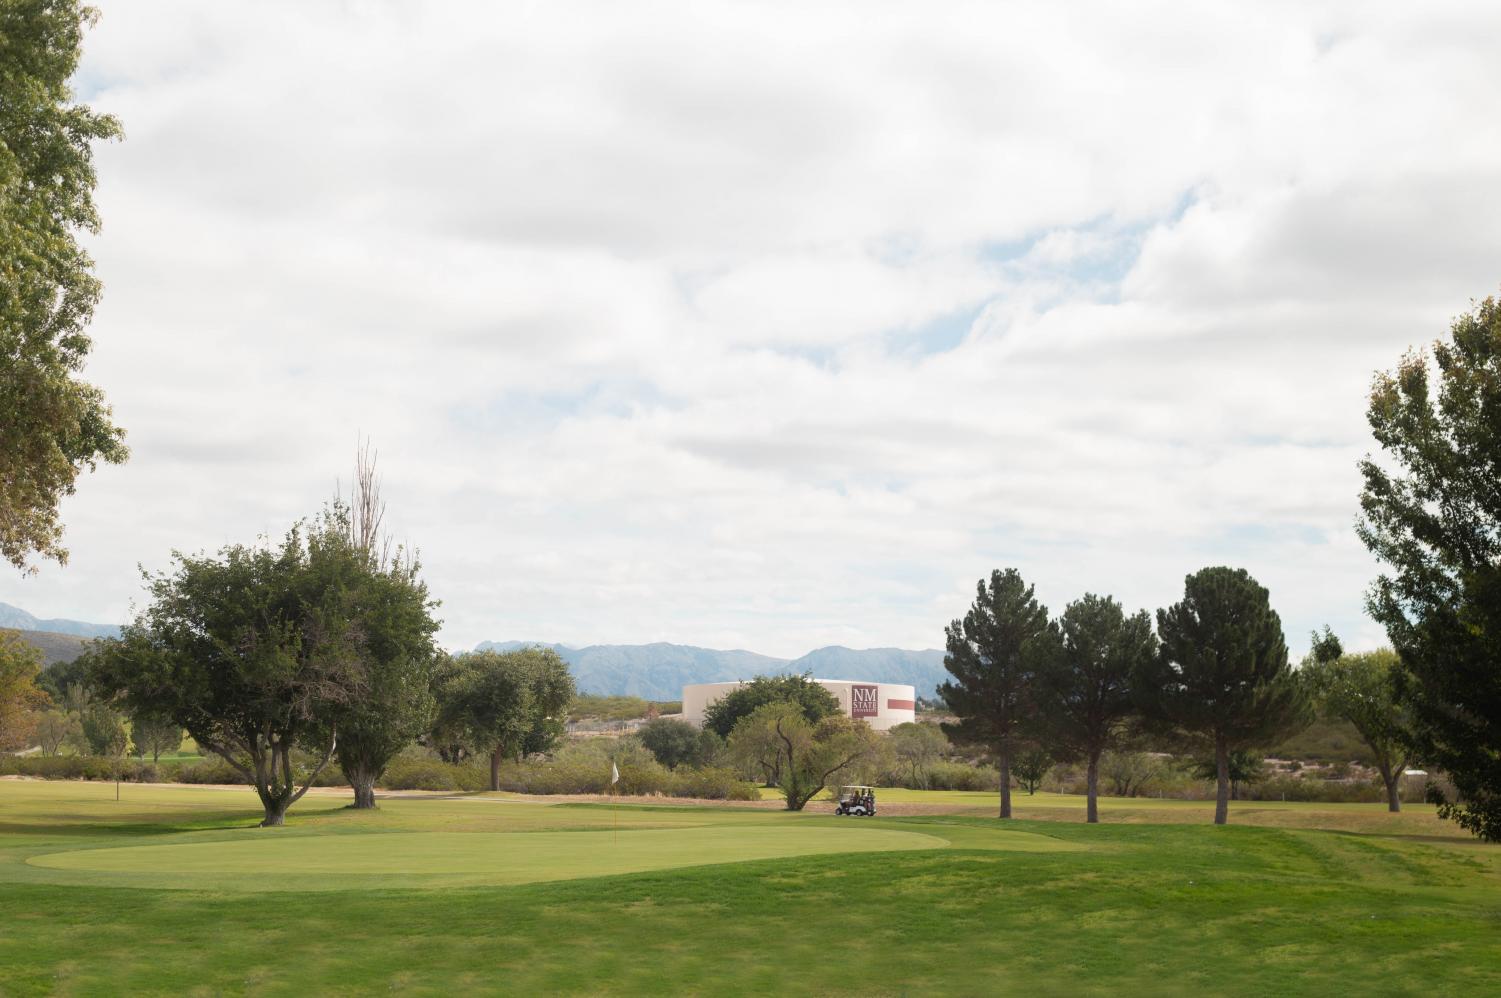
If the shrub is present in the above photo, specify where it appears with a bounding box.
[379,757,488,792]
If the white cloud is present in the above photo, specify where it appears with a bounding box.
[6,0,1500,663]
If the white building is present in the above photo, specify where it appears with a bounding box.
[682,679,917,732]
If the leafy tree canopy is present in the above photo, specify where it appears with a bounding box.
[1032,593,1156,822]
[435,647,575,791]
[88,511,372,826]
[1359,293,1501,839]
[1,0,126,572]
[0,629,47,749]
[1304,648,1414,812]
[938,567,1050,818]
[727,702,876,811]
[702,673,838,740]
[1137,566,1308,824]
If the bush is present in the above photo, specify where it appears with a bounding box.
[667,766,760,801]
[379,757,488,792]
[173,757,246,785]
[0,755,161,783]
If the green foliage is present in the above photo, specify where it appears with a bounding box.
[939,568,1050,817]
[433,647,576,790]
[1137,566,1309,823]
[638,717,716,769]
[86,511,372,825]
[0,0,127,572]
[1010,745,1051,794]
[78,702,124,757]
[1032,593,1156,820]
[31,707,77,755]
[1097,750,1167,797]
[0,628,46,749]
[702,674,839,739]
[886,721,948,789]
[128,709,182,763]
[1189,751,1266,800]
[1302,648,1414,811]
[727,702,876,810]
[1358,294,1501,839]
[568,694,658,723]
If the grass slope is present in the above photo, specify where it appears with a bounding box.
[0,781,1498,995]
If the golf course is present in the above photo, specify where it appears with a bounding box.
[2,781,1499,995]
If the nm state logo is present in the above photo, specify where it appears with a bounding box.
[850,684,879,718]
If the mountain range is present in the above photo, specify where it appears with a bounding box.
[0,602,949,700]
[476,640,948,700]
[0,602,121,640]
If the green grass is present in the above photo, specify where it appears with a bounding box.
[1,781,1498,995]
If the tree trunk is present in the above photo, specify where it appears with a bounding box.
[1214,740,1230,825]
[351,778,377,809]
[1380,764,1402,813]
[490,748,503,792]
[257,788,291,827]
[1086,752,1100,824]
[998,746,1012,819]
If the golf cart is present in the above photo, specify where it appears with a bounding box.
[834,785,876,816]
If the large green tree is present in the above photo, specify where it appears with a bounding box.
[0,629,47,750]
[1,0,126,573]
[938,568,1050,819]
[1137,566,1308,825]
[702,674,839,740]
[1358,294,1501,840]
[315,447,443,809]
[1033,594,1156,822]
[1303,649,1413,813]
[727,701,876,811]
[437,648,576,792]
[88,514,370,826]
[128,708,182,763]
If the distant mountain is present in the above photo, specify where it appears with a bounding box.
[473,640,948,700]
[0,602,120,640]
[2,628,95,667]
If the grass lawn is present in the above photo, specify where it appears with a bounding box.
[1,781,1499,995]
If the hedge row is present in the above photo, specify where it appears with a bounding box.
[1,752,760,801]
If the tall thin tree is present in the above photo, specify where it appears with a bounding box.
[1034,594,1156,823]
[1137,567,1308,825]
[938,568,1050,819]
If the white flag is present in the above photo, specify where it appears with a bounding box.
[611,761,620,785]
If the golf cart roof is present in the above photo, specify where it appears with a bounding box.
[840,785,874,792]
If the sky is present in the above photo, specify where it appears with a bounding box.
[5,0,1501,658]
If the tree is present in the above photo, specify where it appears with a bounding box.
[938,568,1050,819]
[128,709,182,763]
[88,515,369,826]
[1304,649,1413,812]
[702,674,839,740]
[1,0,127,573]
[79,701,124,756]
[1099,749,1163,798]
[0,630,47,750]
[1358,294,1501,840]
[1033,594,1156,822]
[1137,567,1309,825]
[317,445,443,809]
[887,722,947,789]
[1189,751,1265,801]
[440,648,575,792]
[728,702,876,811]
[1011,745,1051,795]
[639,717,711,769]
[33,708,77,755]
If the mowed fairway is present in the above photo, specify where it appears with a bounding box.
[2,781,1500,995]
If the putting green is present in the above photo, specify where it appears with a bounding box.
[26,825,957,892]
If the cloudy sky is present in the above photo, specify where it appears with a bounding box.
[6,1,1500,658]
